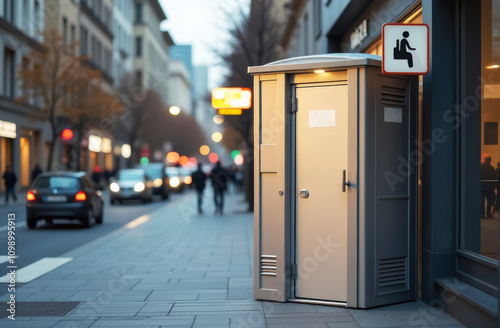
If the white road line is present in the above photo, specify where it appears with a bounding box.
[0,257,73,283]
[0,221,26,232]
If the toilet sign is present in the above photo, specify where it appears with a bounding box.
[382,23,429,75]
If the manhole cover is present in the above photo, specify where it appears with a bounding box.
[1,301,81,318]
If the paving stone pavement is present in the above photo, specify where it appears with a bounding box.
[0,191,466,327]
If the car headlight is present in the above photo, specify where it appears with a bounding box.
[170,177,180,188]
[134,182,145,192]
[110,182,120,192]
[184,176,192,185]
[153,178,163,187]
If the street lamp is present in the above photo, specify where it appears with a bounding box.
[169,106,180,115]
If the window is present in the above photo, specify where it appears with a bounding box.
[135,2,143,23]
[313,0,322,39]
[63,17,68,48]
[3,48,15,98]
[70,25,76,52]
[462,0,500,262]
[135,37,142,57]
[4,0,14,23]
[136,70,142,86]
[22,57,30,98]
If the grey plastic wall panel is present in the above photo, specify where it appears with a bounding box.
[359,69,418,308]
[347,67,360,308]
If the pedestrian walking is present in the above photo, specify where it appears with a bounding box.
[3,165,18,204]
[191,163,207,214]
[210,161,230,215]
[31,163,42,183]
[481,156,496,218]
[91,166,101,188]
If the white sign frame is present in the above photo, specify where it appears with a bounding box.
[382,23,429,75]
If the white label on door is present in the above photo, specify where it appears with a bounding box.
[309,110,336,128]
[384,107,403,123]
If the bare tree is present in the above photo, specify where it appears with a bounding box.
[18,29,116,171]
[114,74,207,166]
[216,0,284,210]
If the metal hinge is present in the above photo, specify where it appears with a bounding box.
[291,264,297,280]
[290,97,297,113]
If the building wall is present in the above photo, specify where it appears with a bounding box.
[112,0,133,86]
[166,59,191,114]
[279,0,499,326]
[133,0,169,102]
[0,0,53,190]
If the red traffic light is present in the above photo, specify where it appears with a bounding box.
[61,129,73,141]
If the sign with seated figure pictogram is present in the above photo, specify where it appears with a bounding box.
[382,23,429,75]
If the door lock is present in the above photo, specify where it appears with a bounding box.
[299,189,309,199]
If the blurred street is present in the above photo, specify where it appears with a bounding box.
[0,191,464,327]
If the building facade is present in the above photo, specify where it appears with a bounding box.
[112,0,133,87]
[133,0,171,103]
[0,0,49,191]
[280,0,499,327]
[166,59,192,115]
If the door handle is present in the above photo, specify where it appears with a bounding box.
[342,170,350,192]
[299,189,309,199]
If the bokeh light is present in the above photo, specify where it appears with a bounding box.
[178,156,189,166]
[121,144,131,159]
[212,132,223,143]
[167,151,180,163]
[61,129,73,140]
[213,115,225,124]
[169,106,180,115]
[199,145,210,155]
[231,150,241,159]
[209,153,219,163]
[140,157,149,165]
[234,154,244,166]
[189,157,197,166]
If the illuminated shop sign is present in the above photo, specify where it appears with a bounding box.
[0,120,16,139]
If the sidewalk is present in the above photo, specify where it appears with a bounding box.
[0,191,465,328]
[0,190,27,208]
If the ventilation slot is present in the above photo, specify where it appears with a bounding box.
[261,255,277,276]
[381,86,407,107]
[378,257,407,287]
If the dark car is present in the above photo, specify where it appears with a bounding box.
[165,167,184,192]
[109,169,153,204]
[26,172,104,229]
[136,163,170,200]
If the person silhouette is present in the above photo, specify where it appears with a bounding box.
[394,31,416,68]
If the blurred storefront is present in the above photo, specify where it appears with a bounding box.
[281,0,499,326]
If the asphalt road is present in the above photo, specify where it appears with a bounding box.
[0,190,189,295]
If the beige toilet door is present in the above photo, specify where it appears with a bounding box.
[295,84,349,302]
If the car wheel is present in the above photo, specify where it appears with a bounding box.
[95,205,103,224]
[118,199,123,204]
[142,197,147,203]
[162,192,169,200]
[27,217,37,229]
[111,198,116,205]
[82,208,93,228]
[45,219,53,225]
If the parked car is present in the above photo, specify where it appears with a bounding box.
[26,172,104,229]
[164,167,184,192]
[136,162,170,200]
[109,169,153,204]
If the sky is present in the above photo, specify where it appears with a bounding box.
[159,0,250,89]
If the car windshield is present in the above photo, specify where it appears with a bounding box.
[118,172,143,181]
[141,167,162,179]
[165,168,179,176]
[35,176,80,189]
